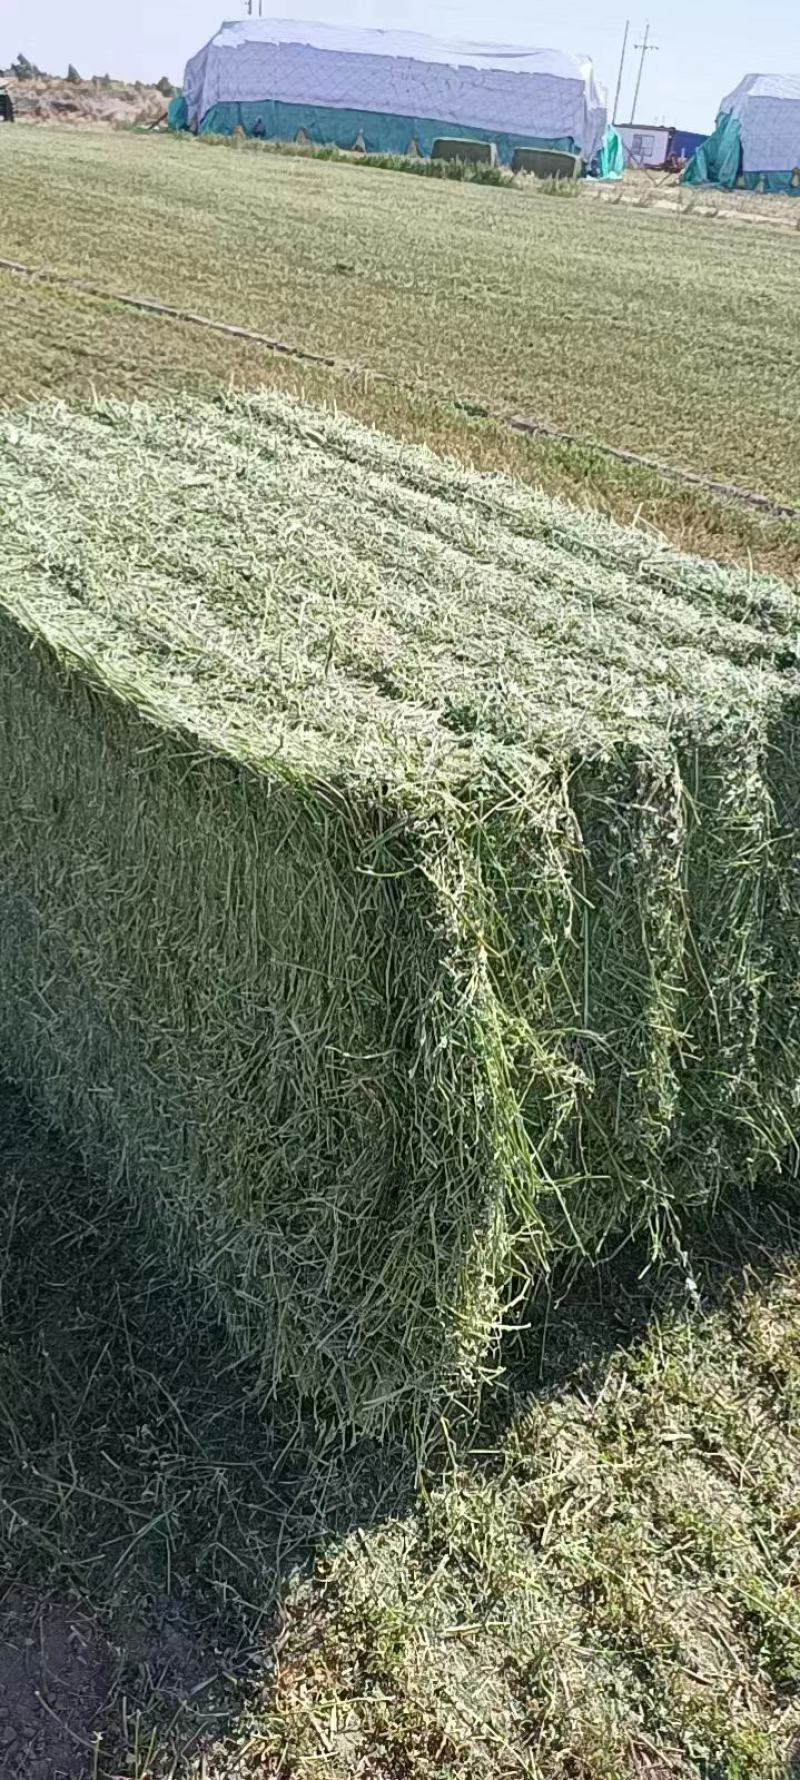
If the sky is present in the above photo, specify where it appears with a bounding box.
[1,0,799,134]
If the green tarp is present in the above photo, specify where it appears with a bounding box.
[167,92,188,132]
[682,111,742,187]
[740,170,800,193]
[593,125,624,180]
[198,98,578,165]
[164,93,634,182]
[682,109,800,192]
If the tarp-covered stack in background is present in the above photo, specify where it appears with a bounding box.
[684,73,800,192]
[176,17,611,168]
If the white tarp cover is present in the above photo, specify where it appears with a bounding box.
[721,72,800,171]
[183,18,607,159]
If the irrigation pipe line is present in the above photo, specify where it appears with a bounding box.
[3,255,799,526]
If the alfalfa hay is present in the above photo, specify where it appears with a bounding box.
[1,391,799,1435]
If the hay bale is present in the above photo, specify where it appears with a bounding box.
[431,136,498,167]
[511,146,580,179]
[2,392,800,1437]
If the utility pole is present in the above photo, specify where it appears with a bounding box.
[631,22,659,123]
[612,20,630,126]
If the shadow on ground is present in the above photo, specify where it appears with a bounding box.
[2,1076,800,1778]
[477,1160,798,1480]
[0,1082,411,1778]
[491,1167,800,1433]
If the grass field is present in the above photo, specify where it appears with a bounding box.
[1,127,800,577]
[2,122,800,1780]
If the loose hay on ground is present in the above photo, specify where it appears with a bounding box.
[1,390,800,1438]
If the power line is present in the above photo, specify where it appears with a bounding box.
[630,21,659,124]
[612,19,630,125]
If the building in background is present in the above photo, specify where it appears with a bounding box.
[617,122,672,167]
[617,123,705,169]
[670,128,705,163]
[175,18,609,168]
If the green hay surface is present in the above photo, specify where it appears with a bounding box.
[2,390,800,1438]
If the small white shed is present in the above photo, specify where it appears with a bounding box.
[617,123,672,168]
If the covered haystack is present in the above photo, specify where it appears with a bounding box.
[684,73,800,192]
[178,18,607,165]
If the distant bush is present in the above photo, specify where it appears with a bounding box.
[66,64,81,84]
[11,53,44,81]
[156,75,174,97]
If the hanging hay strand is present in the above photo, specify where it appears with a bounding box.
[1,390,800,1438]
